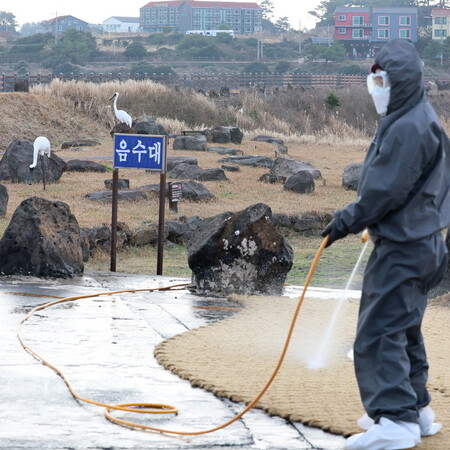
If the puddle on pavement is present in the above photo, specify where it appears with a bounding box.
[3,292,63,299]
[11,302,77,315]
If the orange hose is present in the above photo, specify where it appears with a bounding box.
[17,236,329,435]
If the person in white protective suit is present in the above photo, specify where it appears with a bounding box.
[322,39,450,449]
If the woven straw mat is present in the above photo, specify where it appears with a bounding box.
[154,294,450,449]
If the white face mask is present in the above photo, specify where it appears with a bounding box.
[367,71,391,115]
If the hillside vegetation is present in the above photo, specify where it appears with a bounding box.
[1,80,449,284]
[1,80,450,153]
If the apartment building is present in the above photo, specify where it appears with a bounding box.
[140,0,262,34]
[431,8,450,42]
[334,6,418,43]
[334,7,371,41]
[371,8,417,43]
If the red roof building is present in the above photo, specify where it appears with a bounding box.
[140,0,261,34]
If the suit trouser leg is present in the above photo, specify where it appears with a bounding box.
[353,233,447,424]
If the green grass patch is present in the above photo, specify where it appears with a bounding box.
[85,234,371,290]
[285,234,371,289]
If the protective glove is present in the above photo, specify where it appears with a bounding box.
[321,219,347,248]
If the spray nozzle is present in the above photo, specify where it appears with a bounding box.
[361,229,370,243]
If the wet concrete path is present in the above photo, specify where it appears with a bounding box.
[1,271,350,449]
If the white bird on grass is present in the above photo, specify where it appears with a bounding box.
[29,136,51,186]
[110,92,133,127]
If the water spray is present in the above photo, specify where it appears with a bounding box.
[307,230,370,370]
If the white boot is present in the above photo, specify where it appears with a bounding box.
[346,417,421,450]
[358,405,442,437]
[418,405,442,436]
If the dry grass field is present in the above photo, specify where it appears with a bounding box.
[1,80,449,287]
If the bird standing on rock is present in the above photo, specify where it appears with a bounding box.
[110,92,133,127]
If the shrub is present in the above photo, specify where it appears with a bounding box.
[14,60,29,77]
[53,62,83,75]
[176,34,209,50]
[130,62,176,76]
[326,92,341,108]
[274,60,292,74]
[124,42,147,58]
[184,43,220,58]
[338,64,367,75]
[241,62,271,73]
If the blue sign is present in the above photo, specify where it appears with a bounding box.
[113,134,166,171]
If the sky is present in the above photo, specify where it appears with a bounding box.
[7,0,322,31]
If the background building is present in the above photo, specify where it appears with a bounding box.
[41,15,89,34]
[140,0,262,34]
[371,7,418,43]
[334,7,371,42]
[333,6,418,44]
[103,17,141,33]
[431,8,450,42]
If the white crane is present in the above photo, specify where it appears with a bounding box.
[110,92,133,127]
[29,136,51,187]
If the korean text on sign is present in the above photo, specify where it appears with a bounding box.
[113,134,165,171]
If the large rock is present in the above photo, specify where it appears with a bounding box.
[251,135,285,145]
[168,163,227,181]
[0,184,8,217]
[129,225,160,246]
[204,127,243,144]
[110,122,134,137]
[104,178,130,190]
[207,146,244,155]
[271,157,321,179]
[187,203,293,297]
[173,135,207,151]
[140,180,215,202]
[0,197,83,278]
[85,190,148,202]
[65,159,107,173]
[166,156,198,171]
[61,139,101,149]
[343,163,362,191]
[179,181,215,201]
[290,212,333,236]
[0,140,66,184]
[284,171,315,194]
[217,155,274,168]
[259,173,286,184]
[134,117,168,136]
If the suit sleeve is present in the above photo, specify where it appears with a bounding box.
[333,128,426,235]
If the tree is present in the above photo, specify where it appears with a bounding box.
[422,39,443,60]
[14,60,30,77]
[326,92,341,108]
[0,11,18,33]
[306,42,346,62]
[176,34,209,50]
[443,36,450,59]
[124,41,147,58]
[9,33,53,54]
[274,60,292,73]
[44,30,97,69]
[260,0,274,21]
[241,61,271,73]
[274,17,293,33]
[131,62,176,76]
